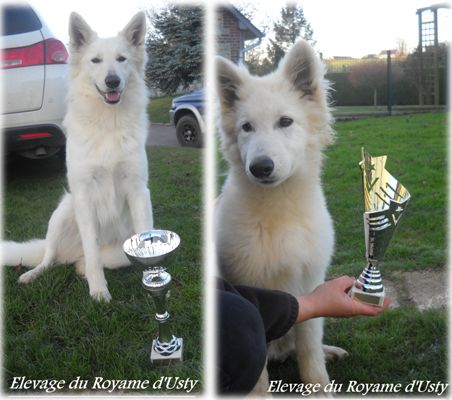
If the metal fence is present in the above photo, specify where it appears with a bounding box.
[323,45,448,110]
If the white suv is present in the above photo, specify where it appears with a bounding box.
[2,4,68,159]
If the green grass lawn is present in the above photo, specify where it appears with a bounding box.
[267,113,448,392]
[3,146,203,395]
[325,113,447,277]
[148,95,174,124]
[4,112,448,395]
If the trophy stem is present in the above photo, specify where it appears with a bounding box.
[351,262,385,307]
[142,266,183,364]
[154,301,172,344]
[357,262,384,293]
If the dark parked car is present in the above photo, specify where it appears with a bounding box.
[169,90,204,147]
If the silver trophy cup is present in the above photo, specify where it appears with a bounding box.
[350,148,410,306]
[123,230,183,364]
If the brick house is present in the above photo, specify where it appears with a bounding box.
[216,5,264,64]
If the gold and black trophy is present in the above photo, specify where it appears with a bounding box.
[350,148,410,306]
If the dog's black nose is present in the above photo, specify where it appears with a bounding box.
[105,74,121,89]
[249,157,274,179]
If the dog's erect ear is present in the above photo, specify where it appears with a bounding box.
[281,40,321,97]
[216,57,243,110]
[69,12,96,51]
[121,12,146,47]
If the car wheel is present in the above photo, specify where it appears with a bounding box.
[176,114,202,147]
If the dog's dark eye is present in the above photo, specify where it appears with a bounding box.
[91,57,102,64]
[117,56,127,62]
[242,122,253,132]
[279,117,293,128]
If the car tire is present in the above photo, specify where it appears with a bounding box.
[176,114,202,148]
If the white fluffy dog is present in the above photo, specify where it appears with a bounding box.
[216,40,346,390]
[3,12,153,302]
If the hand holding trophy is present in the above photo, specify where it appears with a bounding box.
[350,148,410,306]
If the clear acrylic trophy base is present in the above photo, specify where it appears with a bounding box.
[350,285,385,307]
[150,338,183,365]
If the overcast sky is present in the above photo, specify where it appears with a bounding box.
[237,0,451,58]
[28,0,451,58]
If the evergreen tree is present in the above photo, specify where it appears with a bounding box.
[145,5,203,94]
[265,4,315,70]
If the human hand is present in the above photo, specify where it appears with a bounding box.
[296,276,390,323]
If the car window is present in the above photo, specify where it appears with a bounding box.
[2,5,42,36]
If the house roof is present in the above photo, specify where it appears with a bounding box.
[224,5,265,41]
[378,49,397,56]
[416,2,451,14]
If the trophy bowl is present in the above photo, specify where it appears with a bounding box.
[123,230,180,267]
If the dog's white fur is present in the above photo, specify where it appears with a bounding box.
[216,40,345,388]
[3,12,153,302]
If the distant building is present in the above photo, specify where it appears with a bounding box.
[332,56,355,60]
[216,5,264,64]
[378,49,397,59]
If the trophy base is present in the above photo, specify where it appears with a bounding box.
[150,338,183,365]
[350,285,385,307]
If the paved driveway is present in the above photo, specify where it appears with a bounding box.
[147,123,179,147]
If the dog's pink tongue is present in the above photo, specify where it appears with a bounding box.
[106,91,120,102]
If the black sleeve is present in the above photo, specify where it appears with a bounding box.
[217,278,299,342]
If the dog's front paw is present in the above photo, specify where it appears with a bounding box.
[323,344,349,362]
[18,269,39,284]
[74,260,86,278]
[90,288,112,303]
